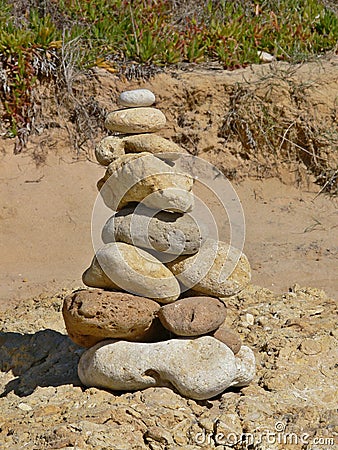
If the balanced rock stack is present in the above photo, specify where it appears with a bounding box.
[62,89,256,400]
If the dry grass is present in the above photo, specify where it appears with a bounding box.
[217,65,338,194]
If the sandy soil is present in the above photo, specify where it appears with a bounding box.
[0,148,336,311]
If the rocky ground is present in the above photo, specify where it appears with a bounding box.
[0,56,337,449]
[0,284,336,449]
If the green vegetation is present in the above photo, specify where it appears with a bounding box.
[0,0,337,144]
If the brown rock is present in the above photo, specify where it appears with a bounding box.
[62,289,167,347]
[213,323,242,354]
[158,296,226,336]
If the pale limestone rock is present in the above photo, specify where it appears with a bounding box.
[167,239,251,296]
[102,206,206,255]
[118,89,156,107]
[98,152,194,212]
[95,136,125,166]
[82,242,180,303]
[233,346,257,386]
[105,107,166,133]
[78,336,256,400]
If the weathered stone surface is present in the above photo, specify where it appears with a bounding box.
[118,89,156,107]
[124,133,185,159]
[95,134,185,167]
[95,136,125,166]
[102,206,206,255]
[105,107,166,133]
[167,239,251,296]
[82,242,180,303]
[62,289,167,347]
[82,256,118,290]
[158,297,227,336]
[98,152,194,212]
[212,323,242,354]
[78,337,256,400]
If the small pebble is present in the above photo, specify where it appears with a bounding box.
[258,51,274,62]
[245,313,255,326]
[118,89,156,107]
[18,402,33,411]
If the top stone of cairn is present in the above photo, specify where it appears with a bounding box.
[118,89,156,108]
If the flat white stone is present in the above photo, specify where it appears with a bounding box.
[18,402,33,411]
[118,89,156,107]
[78,336,256,400]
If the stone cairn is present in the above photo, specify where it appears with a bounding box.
[62,89,256,400]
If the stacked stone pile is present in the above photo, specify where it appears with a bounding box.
[62,89,256,400]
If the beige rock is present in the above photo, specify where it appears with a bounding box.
[62,289,167,347]
[158,297,227,336]
[95,136,125,166]
[212,323,242,354]
[124,134,185,160]
[95,134,184,167]
[118,89,156,107]
[105,107,166,133]
[102,206,206,255]
[82,242,180,303]
[167,239,251,296]
[98,152,194,212]
[78,337,256,400]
